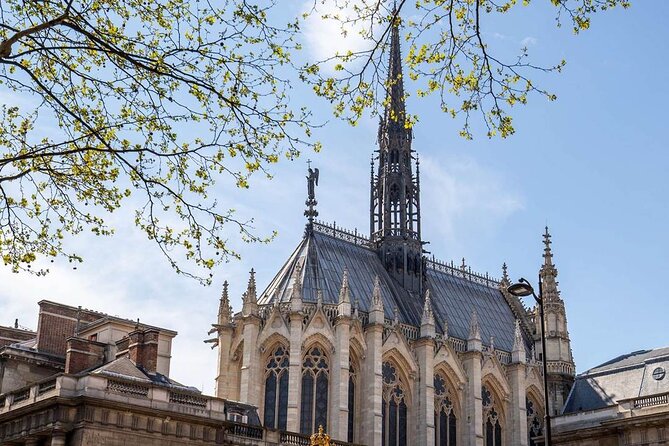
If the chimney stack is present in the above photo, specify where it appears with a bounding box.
[117,328,160,375]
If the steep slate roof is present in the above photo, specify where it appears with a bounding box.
[563,346,669,413]
[258,226,529,353]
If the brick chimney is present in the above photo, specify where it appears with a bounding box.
[117,328,160,375]
[65,337,106,374]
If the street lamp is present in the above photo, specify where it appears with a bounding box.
[507,277,552,446]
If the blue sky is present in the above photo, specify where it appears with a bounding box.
[1,2,667,395]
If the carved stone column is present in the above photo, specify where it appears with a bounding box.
[462,350,484,446]
[238,314,261,407]
[287,310,303,433]
[414,336,435,446]
[50,432,66,446]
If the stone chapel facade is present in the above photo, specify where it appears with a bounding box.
[210,19,576,446]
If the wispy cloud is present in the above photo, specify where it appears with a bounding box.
[420,153,524,249]
[521,36,538,47]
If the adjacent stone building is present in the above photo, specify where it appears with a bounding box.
[209,17,576,446]
[0,299,300,446]
[552,347,669,446]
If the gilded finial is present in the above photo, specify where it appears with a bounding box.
[310,425,331,446]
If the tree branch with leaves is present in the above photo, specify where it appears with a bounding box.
[0,0,318,283]
[301,0,630,138]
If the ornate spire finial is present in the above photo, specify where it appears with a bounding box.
[317,289,324,308]
[540,226,561,302]
[421,289,434,324]
[512,319,526,363]
[247,268,257,303]
[339,268,350,304]
[304,163,320,232]
[421,289,435,337]
[502,263,509,282]
[372,275,383,308]
[543,226,554,267]
[468,309,481,341]
[219,280,232,323]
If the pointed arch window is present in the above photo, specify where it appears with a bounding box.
[300,347,329,434]
[264,346,289,430]
[348,358,357,443]
[526,397,543,446]
[482,385,502,446]
[434,373,457,445]
[382,361,408,446]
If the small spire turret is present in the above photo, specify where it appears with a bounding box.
[512,319,526,363]
[420,289,435,338]
[218,281,232,324]
[242,269,258,316]
[467,309,482,351]
[338,269,352,316]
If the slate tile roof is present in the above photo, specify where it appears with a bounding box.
[563,346,669,413]
[258,227,531,353]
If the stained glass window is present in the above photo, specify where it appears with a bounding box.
[526,397,543,446]
[382,361,408,446]
[264,346,289,430]
[482,385,502,446]
[348,360,357,443]
[434,373,457,445]
[300,347,329,434]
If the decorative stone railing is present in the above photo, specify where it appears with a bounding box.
[630,392,669,409]
[279,430,364,446]
[313,220,370,246]
[106,379,150,397]
[311,220,498,289]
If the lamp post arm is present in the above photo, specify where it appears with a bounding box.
[537,272,552,446]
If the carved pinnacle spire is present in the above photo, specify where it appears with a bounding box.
[338,268,352,317]
[372,275,383,309]
[540,226,560,302]
[421,289,434,324]
[543,226,555,267]
[246,269,257,303]
[339,268,351,304]
[218,280,232,324]
[370,275,385,324]
[468,309,481,341]
[421,289,435,338]
[384,12,406,128]
[501,262,509,284]
[467,309,482,351]
[512,319,526,363]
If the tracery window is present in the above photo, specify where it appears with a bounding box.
[482,385,502,446]
[526,397,543,446]
[263,346,289,430]
[348,358,357,443]
[434,373,457,445]
[300,347,329,434]
[382,361,408,446]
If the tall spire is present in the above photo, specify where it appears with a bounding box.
[540,226,560,302]
[384,13,406,130]
[370,10,423,296]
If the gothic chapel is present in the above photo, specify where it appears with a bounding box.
[210,17,575,446]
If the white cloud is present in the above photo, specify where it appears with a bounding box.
[302,1,378,71]
[521,36,538,47]
[419,153,524,248]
